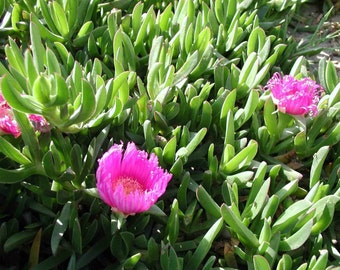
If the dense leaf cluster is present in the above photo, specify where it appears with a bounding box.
[0,0,339,269]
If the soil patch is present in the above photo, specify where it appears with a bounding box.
[290,3,340,76]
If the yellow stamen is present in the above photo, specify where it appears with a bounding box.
[113,177,145,194]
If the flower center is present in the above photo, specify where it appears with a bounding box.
[113,177,145,194]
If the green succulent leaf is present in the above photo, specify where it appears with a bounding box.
[166,199,180,245]
[196,185,220,219]
[51,201,72,255]
[0,136,31,165]
[272,200,311,234]
[221,204,259,249]
[4,230,37,253]
[309,146,329,189]
[185,218,224,270]
[253,255,271,270]
[279,219,313,251]
[2,76,43,114]
[277,254,293,270]
[221,139,258,174]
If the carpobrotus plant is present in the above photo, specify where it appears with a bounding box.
[0,0,339,269]
[265,72,324,116]
[0,93,49,137]
[96,142,172,216]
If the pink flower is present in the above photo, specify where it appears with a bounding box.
[0,94,21,137]
[0,106,21,137]
[265,72,323,116]
[0,93,50,137]
[28,114,50,133]
[96,142,172,216]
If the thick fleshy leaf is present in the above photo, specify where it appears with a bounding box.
[51,201,72,255]
[279,219,313,251]
[0,136,31,165]
[49,1,69,37]
[165,199,180,245]
[2,76,43,114]
[272,200,312,234]
[185,218,223,270]
[309,146,329,188]
[254,255,271,270]
[221,140,258,174]
[4,230,37,253]
[221,204,259,249]
[196,185,220,219]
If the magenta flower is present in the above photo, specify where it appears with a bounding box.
[0,93,50,137]
[28,114,50,133]
[0,96,21,137]
[265,72,323,116]
[96,142,172,216]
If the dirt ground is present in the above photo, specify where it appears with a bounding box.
[290,3,340,76]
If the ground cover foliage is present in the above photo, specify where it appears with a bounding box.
[0,0,340,269]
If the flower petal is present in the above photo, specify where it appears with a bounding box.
[265,73,323,116]
[96,142,172,216]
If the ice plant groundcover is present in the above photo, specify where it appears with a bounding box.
[0,0,340,269]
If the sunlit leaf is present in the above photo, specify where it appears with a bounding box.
[51,201,72,255]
